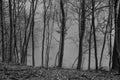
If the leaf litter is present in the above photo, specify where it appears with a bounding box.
[0,63,119,80]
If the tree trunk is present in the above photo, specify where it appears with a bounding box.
[58,0,65,68]
[41,0,47,67]
[31,0,35,66]
[112,0,120,73]
[77,0,86,70]
[88,25,92,70]
[0,0,5,62]
[92,0,98,70]
[99,10,110,68]
[13,0,17,63]
[9,0,13,63]
[109,0,113,70]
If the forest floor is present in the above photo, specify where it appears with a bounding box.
[0,63,120,80]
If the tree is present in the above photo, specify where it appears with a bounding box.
[45,0,53,68]
[20,1,31,65]
[99,4,110,68]
[108,0,113,70]
[31,0,35,66]
[20,1,29,65]
[77,0,86,70]
[58,0,66,67]
[13,0,19,63]
[92,0,98,70]
[112,0,120,73]
[88,25,92,70]
[8,0,13,62]
[41,0,47,67]
[0,0,5,62]
[20,0,38,65]
[99,0,113,68]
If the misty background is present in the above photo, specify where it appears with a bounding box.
[25,0,114,70]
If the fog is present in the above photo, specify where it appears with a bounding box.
[26,0,114,70]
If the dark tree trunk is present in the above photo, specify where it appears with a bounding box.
[58,0,65,68]
[13,0,17,63]
[109,0,113,69]
[112,0,120,73]
[77,0,86,70]
[31,0,35,66]
[92,0,98,70]
[0,0,5,62]
[9,0,13,62]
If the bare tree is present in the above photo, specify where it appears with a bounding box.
[20,0,38,65]
[8,0,13,62]
[13,0,18,63]
[0,0,5,62]
[58,0,66,67]
[112,0,120,73]
[92,0,98,70]
[77,0,86,70]
[41,0,47,67]
[88,25,92,70]
[31,0,35,66]
[99,7,110,68]
[109,0,113,70]
[20,1,31,65]
[45,0,53,68]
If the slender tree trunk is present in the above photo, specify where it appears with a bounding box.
[99,12,110,68]
[58,0,65,68]
[45,19,50,67]
[99,0,113,68]
[13,0,17,63]
[45,26,50,67]
[92,0,98,70]
[20,5,27,65]
[109,0,113,69]
[9,0,13,63]
[77,0,86,70]
[88,25,92,70]
[45,0,52,68]
[31,0,35,66]
[0,0,5,62]
[41,0,47,67]
[17,0,22,64]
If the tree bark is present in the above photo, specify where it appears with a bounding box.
[109,0,113,70]
[112,0,120,73]
[77,0,86,70]
[92,0,98,70]
[0,0,5,62]
[31,0,35,66]
[88,25,92,70]
[41,0,47,67]
[58,0,65,68]
[9,0,13,63]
